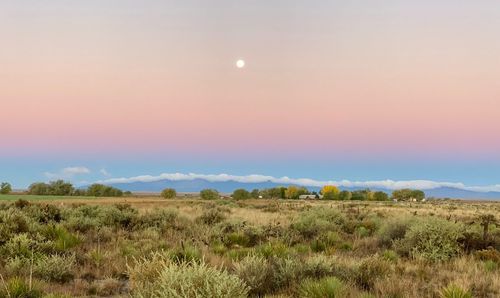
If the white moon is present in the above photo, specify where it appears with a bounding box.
[236,59,245,68]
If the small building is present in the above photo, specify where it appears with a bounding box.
[299,194,322,200]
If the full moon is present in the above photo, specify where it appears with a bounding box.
[236,59,245,68]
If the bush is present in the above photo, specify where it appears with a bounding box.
[234,255,271,295]
[381,250,399,263]
[135,209,180,230]
[394,217,463,262]
[298,277,347,298]
[267,257,302,290]
[200,189,220,200]
[34,254,76,283]
[197,208,226,225]
[232,189,251,200]
[290,208,345,239]
[355,257,391,290]
[303,255,335,278]
[377,217,414,247]
[161,188,177,199]
[439,284,472,298]
[43,225,81,251]
[129,260,249,298]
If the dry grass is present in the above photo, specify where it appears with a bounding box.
[0,196,498,297]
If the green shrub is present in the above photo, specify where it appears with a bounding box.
[290,208,345,239]
[161,188,177,199]
[135,209,185,231]
[0,209,33,244]
[303,255,335,278]
[129,260,249,298]
[34,254,76,283]
[232,189,251,200]
[127,251,172,292]
[234,255,271,295]
[355,257,391,290]
[225,232,251,247]
[43,225,81,251]
[200,189,220,200]
[381,250,399,263]
[356,226,370,238]
[197,208,226,225]
[2,233,36,258]
[298,277,347,298]
[267,257,300,290]
[394,217,463,262]
[377,217,414,247]
[439,284,472,298]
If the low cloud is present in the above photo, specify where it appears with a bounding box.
[97,172,500,193]
[44,167,91,180]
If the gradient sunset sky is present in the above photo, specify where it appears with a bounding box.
[1,1,499,189]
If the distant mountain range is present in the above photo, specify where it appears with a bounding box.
[107,178,500,200]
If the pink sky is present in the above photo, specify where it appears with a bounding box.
[1,1,499,159]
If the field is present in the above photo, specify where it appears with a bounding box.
[0,195,499,297]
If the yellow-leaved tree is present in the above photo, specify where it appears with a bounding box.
[320,185,340,200]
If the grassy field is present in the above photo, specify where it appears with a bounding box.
[0,196,499,297]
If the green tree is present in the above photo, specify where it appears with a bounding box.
[87,184,123,197]
[338,190,352,201]
[200,189,219,200]
[28,182,50,195]
[250,189,260,199]
[372,191,389,201]
[0,182,12,194]
[351,189,369,201]
[161,188,177,199]
[392,189,425,201]
[232,189,251,200]
[48,180,74,196]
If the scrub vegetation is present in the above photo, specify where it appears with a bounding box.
[0,192,498,297]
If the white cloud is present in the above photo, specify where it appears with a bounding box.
[44,167,91,180]
[96,172,500,193]
[100,168,111,177]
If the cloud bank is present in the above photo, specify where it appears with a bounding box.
[44,167,91,179]
[98,172,500,193]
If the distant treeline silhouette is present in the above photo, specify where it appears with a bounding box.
[28,180,128,197]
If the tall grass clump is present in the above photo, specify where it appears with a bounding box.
[439,284,472,298]
[298,277,347,298]
[128,260,248,298]
[0,277,44,298]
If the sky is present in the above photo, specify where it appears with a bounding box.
[1,1,499,189]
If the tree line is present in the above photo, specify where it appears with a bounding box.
[160,185,425,201]
[1,180,425,201]
[27,180,128,197]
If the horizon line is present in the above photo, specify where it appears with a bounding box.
[95,172,500,193]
